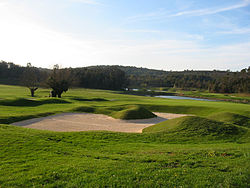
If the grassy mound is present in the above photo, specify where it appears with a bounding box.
[143,116,246,140]
[112,105,157,120]
[74,105,156,120]
[0,98,70,107]
[143,116,188,133]
[74,106,95,113]
[143,104,215,116]
[208,112,250,128]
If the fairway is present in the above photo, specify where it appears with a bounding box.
[0,84,249,187]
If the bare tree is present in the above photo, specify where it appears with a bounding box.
[22,63,39,97]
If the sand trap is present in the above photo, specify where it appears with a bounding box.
[12,112,188,133]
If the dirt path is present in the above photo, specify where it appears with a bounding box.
[12,112,188,133]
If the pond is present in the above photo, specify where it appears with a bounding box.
[155,95,216,101]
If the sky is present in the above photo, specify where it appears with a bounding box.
[0,0,250,71]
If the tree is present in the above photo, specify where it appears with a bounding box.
[74,66,128,90]
[47,65,72,98]
[22,63,39,97]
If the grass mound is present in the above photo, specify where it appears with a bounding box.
[143,116,188,133]
[208,112,250,128]
[112,105,157,120]
[74,106,96,113]
[74,105,156,120]
[0,98,70,107]
[143,104,215,116]
[143,116,246,140]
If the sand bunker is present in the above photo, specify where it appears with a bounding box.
[12,112,188,133]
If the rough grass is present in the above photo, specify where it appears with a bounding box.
[208,112,250,128]
[0,84,250,187]
[143,116,247,142]
[0,124,249,187]
[143,116,189,133]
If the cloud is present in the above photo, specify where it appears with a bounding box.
[116,29,161,34]
[125,9,167,23]
[218,28,250,35]
[186,34,204,40]
[170,1,250,17]
[69,0,102,5]
[126,0,250,23]
[0,1,7,7]
[0,0,249,71]
[1,17,249,71]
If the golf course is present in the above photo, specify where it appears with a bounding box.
[0,84,249,187]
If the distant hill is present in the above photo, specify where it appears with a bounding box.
[86,65,250,93]
[1,61,249,93]
[87,65,229,76]
[87,65,168,76]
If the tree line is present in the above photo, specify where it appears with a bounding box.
[90,65,249,93]
[72,67,128,90]
[0,61,249,97]
[0,61,128,97]
[117,66,250,93]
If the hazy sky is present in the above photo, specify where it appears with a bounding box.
[0,0,250,70]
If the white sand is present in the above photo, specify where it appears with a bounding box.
[12,112,188,133]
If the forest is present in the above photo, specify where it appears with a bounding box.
[0,60,249,93]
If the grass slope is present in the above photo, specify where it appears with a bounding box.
[208,112,250,128]
[0,124,250,187]
[0,84,250,186]
[143,116,247,142]
[143,116,188,133]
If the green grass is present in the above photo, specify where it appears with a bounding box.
[174,90,250,103]
[143,116,188,133]
[112,105,156,120]
[1,84,250,123]
[0,84,250,187]
[74,105,156,120]
[208,112,250,128]
[143,116,247,142]
[125,87,250,103]
[0,124,249,187]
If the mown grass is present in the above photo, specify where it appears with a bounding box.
[0,84,250,187]
[177,90,250,103]
[1,84,249,124]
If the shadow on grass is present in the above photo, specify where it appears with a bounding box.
[0,98,71,107]
[0,112,57,124]
[208,112,250,128]
[143,104,214,116]
[70,97,109,102]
